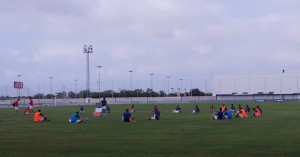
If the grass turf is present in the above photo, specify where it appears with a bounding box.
[0,102,300,157]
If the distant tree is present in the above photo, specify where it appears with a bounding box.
[168,93,177,97]
[45,94,55,99]
[68,91,76,98]
[89,91,98,98]
[33,93,44,99]
[79,90,88,98]
[56,91,67,99]
[191,88,205,96]
[159,90,166,97]
[205,92,212,96]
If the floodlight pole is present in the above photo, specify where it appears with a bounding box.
[129,71,133,91]
[17,74,21,97]
[166,76,170,96]
[129,70,133,102]
[190,79,193,96]
[97,66,102,99]
[83,45,93,98]
[150,73,154,97]
[49,77,53,99]
[180,79,183,95]
[75,79,78,99]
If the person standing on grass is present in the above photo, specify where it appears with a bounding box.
[12,97,20,114]
[69,112,83,123]
[34,109,50,122]
[29,97,34,114]
[100,98,107,115]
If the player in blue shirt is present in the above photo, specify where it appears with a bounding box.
[245,105,250,113]
[230,104,236,112]
[224,108,233,119]
[79,106,85,114]
[149,106,160,120]
[100,98,107,115]
[212,108,224,120]
[122,109,135,122]
[173,105,182,113]
[69,112,83,123]
[155,110,160,120]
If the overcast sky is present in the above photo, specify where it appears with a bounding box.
[1,0,300,95]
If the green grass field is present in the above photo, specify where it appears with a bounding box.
[0,102,300,157]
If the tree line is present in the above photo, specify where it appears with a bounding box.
[30,88,211,99]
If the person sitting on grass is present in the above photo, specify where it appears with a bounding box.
[79,106,85,114]
[235,107,247,118]
[221,104,227,112]
[69,112,83,123]
[130,105,136,113]
[107,105,111,114]
[209,104,215,113]
[192,105,200,113]
[230,104,236,112]
[245,105,250,114]
[224,108,233,119]
[24,107,30,115]
[256,106,262,115]
[34,109,50,122]
[252,108,262,117]
[122,109,135,122]
[173,105,182,113]
[152,106,158,113]
[212,108,224,120]
[149,107,160,120]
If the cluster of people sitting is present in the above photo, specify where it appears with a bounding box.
[28,102,262,124]
[211,104,262,120]
[120,105,161,122]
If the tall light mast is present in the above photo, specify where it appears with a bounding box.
[83,45,93,97]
